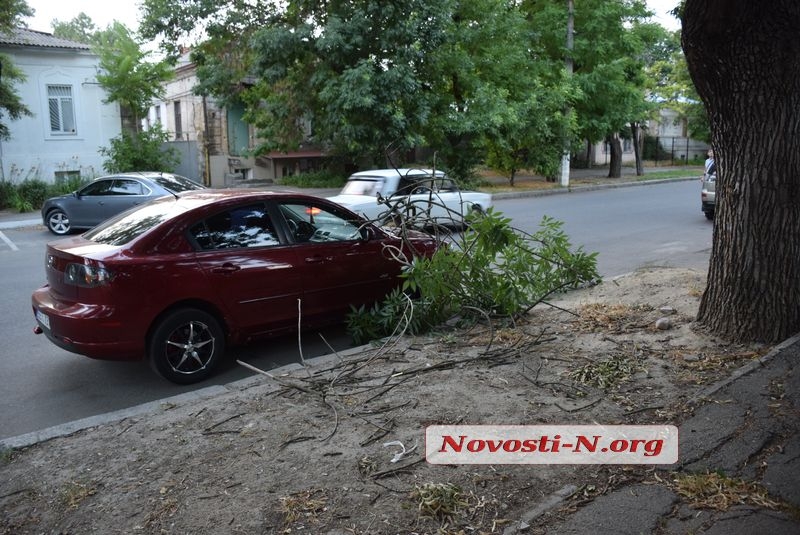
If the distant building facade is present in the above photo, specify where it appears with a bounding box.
[145,52,326,187]
[0,28,121,183]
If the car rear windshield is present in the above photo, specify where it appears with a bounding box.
[153,174,204,193]
[83,198,186,245]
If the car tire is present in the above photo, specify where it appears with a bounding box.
[704,210,714,220]
[149,308,226,384]
[46,209,71,235]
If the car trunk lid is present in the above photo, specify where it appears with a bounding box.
[44,236,121,302]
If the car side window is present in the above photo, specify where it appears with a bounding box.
[396,177,416,196]
[110,180,146,195]
[79,180,114,196]
[436,178,457,191]
[190,204,280,250]
[279,202,361,243]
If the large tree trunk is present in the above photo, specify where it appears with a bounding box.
[683,0,800,343]
[607,134,622,178]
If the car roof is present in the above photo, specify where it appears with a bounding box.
[175,188,314,201]
[90,172,189,182]
[348,168,445,179]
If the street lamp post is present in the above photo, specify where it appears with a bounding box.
[559,0,574,188]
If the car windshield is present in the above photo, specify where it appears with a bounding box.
[340,178,383,196]
[83,198,187,245]
[152,174,204,193]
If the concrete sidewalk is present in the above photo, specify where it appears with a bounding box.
[505,335,800,534]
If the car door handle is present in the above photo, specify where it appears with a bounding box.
[211,263,241,274]
[305,255,333,264]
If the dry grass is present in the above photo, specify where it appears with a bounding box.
[568,352,646,389]
[573,302,654,333]
[411,482,468,521]
[59,481,96,509]
[671,472,785,511]
[279,488,328,525]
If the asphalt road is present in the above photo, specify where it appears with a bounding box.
[500,179,712,277]
[0,179,712,440]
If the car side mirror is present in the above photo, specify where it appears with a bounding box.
[358,226,371,242]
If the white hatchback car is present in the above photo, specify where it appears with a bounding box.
[327,168,492,227]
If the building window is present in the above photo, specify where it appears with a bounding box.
[174,101,182,140]
[48,85,76,134]
[154,105,161,124]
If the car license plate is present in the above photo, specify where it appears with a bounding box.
[36,310,50,330]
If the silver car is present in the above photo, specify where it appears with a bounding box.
[41,172,205,235]
[701,172,715,220]
[327,168,492,228]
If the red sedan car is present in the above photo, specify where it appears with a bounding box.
[32,190,439,384]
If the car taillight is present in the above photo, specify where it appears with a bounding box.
[64,263,113,287]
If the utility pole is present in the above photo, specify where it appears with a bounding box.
[559,0,574,187]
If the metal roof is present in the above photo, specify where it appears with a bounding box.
[0,27,92,50]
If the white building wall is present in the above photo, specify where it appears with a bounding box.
[0,47,121,183]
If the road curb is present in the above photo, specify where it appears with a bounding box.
[684,331,800,407]
[490,176,697,201]
[0,344,374,450]
[0,218,40,230]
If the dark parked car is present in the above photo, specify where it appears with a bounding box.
[32,190,439,383]
[41,172,205,235]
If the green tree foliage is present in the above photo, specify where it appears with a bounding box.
[99,123,179,173]
[139,0,674,180]
[484,73,576,185]
[51,12,97,44]
[645,29,710,142]
[347,209,599,343]
[522,0,666,176]
[0,55,31,140]
[0,0,32,32]
[421,0,574,182]
[139,0,276,105]
[140,1,576,180]
[0,0,33,140]
[246,0,450,167]
[93,22,173,129]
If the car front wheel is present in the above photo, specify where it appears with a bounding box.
[46,209,71,235]
[149,308,226,384]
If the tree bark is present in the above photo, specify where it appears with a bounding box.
[683,0,800,343]
[607,134,622,178]
[630,122,643,176]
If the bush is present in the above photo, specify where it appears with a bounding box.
[14,179,50,212]
[50,175,89,196]
[642,136,673,161]
[346,209,600,342]
[279,170,346,188]
[99,125,179,173]
[0,176,91,213]
[0,180,15,210]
